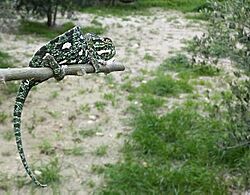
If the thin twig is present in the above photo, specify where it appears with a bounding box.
[0,62,125,82]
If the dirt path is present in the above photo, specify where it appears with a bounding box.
[0,9,203,194]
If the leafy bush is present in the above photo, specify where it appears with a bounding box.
[218,79,250,152]
[190,0,250,72]
[189,1,250,169]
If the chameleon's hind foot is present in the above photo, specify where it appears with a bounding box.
[43,54,65,81]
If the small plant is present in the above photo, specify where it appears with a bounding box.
[121,80,134,92]
[143,53,155,62]
[94,145,108,157]
[103,93,117,106]
[80,104,91,113]
[104,75,115,86]
[15,175,28,189]
[91,164,105,174]
[0,51,12,68]
[94,101,107,112]
[38,140,55,155]
[2,82,19,95]
[0,112,8,123]
[78,89,86,95]
[47,111,61,119]
[37,158,61,184]
[79,128,99,138]
[86,180,95,188]
[49,91,59,99]
[63,146,84,156]
[81,26,106,35]
[0,172,11,191]
[2,130,13,141]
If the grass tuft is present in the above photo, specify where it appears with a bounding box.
[1,82,19,95]
[63,146,84,156]
[137,74,193,96]
[0,112,8,124]
[0,51,12,68]
[0,172,11,191]
[78,128,99,138]
[80,26,106,35]
[159,54,220,79]
[94,145,109,157]
[38,140,55,155]
[37,158,61,185]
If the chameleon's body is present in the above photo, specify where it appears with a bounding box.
[13,26,116,187]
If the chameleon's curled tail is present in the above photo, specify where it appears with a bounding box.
[13,79,47,187]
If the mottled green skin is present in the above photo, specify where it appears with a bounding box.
[13,26,116,187]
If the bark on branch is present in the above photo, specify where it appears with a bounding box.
[0,62,125,82]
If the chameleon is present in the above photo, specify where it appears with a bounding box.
[13,26,116,187]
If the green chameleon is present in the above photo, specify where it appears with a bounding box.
[13,26,116,187]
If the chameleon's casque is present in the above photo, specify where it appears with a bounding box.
[13,26,116,187]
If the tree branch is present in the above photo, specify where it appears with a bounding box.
[0,62,125,82]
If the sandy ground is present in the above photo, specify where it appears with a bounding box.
[0,9,203,194]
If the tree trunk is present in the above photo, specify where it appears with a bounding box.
[47,12,52,27]
[47,4,53,27]
[111,0,116,6]
[52,3,58,26]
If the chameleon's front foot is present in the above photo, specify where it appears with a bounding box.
[43,55,65,81]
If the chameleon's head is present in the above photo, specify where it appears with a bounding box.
[86,33,116,61]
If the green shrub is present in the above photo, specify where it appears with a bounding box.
[190,0,250,72]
